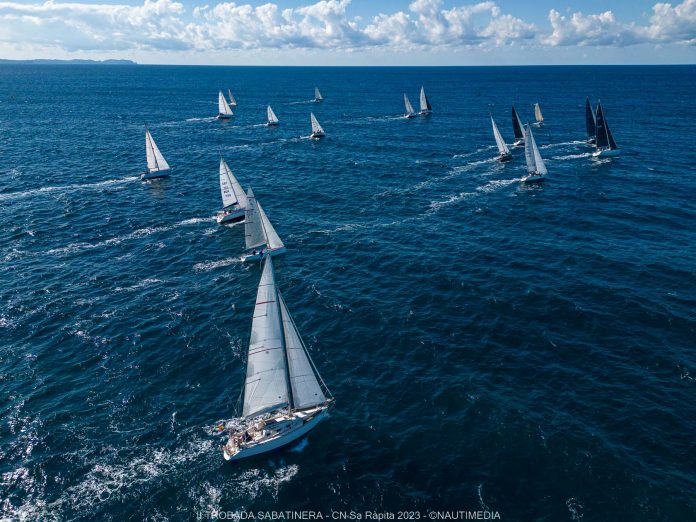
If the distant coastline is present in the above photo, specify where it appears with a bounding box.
[0,58,136,65]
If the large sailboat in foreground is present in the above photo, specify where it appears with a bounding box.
[242,188,286,263]
[216,158,248,225]
[511,106,525,146]
[266,105,279,126]
[403,93,416,119]
[142,128,171,180]
[218,91,233,119]
[522,124,547,183]
[223,255,334,462]
[491,115,512,162]
[592,101,620,158]
[585,97,596,144]
[310,113,325,139]
[419,86,432,115]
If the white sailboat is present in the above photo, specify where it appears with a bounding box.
[491,116,512,162]
[142,128,171,180]
[419,86,432,115]
[266,105,279,126]
[228,89,237,108]
[310,112,325,139]
[223,255,333,462]
[592,101,620,158]
[511,106,525,146]
[218,91,233,119]
[242,188,286,262]
[403,93,416,119]
[314,87,323,103]
[533,103,544,126]
[522,124,547,183]
[216,158,249,225]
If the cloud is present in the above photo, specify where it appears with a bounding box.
[0,0,694,55]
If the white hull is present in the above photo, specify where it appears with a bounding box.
[593,148,620,158]
[310,133,325,140]
[521,173,545,183]
[404,113,415,119]
[141,171,170,181]
[242,246,287,263]
[216,208,245,225]
[513,139,525,147]
[223,409,328,462]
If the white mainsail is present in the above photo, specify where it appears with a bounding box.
[491,116,510,156]
[245,188,267,250]
[310,113,324,135]
[404,94,415,116]
[218,91,233,116]
[228,89,237,107]
[256,200,284,250]
[242,257,289,418]
[145,129,170,173]
[419,86,432,112]
[314,87,323,101]
[279,292,326,410]
[534,103,544,124]
[524,124,547,176]
[219,159,248,209]
[267,105,279,124]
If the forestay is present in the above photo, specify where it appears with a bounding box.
[314,87,323,101]
[419,86,432,112]
[145,130,170,173]
[219,91,233,116]
[310,113,324,135]
[404,94,415,115]
[585,97,596,139]
[257,200,284,250]
[491,116,510,155]
[267,105,279,124]
[219,159,248,209]
[534,103,544,123]
[245,188,267,250]
[524,124,547,175]
[512,106,525,140]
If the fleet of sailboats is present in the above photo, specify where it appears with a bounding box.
[216,158,248,225]
[592,101,620,157]
[522,124,547,182]
[314,87,323,103]
[403,93,416,119]
[266,105,279,126]
[419,86,432,115]
[491,116,512,162]
[310,112,325,139]
[511,106,525,146]
[142,128,171,180]
[223,255,333,462]
[242,188,287,263]
[533,103,544,126]
[218,91,233,119]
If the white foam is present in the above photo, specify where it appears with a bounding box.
[193,256,243,272]
[0,176,138,202]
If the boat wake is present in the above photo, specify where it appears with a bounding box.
[0,176,138,202]
[193,256,244,272]
[552,152,592,160]
[540,140,586,149]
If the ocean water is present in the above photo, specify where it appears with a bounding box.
[1,65,695,521]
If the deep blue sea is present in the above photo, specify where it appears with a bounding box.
[1,65,695,521]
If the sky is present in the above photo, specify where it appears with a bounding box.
[0,0,694,64]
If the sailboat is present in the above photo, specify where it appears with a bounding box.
[216,158,249,225]
[142,128,171,180]
[585,97,597,144]
[511,106,525,146]
[533,103,544,126]
[242,188,286,263]
[228,89,237,108]
[491,116,512,162]
[223,255,334,462]
[314,87,323,103]
[266,105,279,126]
[218,91,233,119]
[522,124,547,183]
[419,86,432,115]
[403,93,416,119]
[593,101,620,157]
[310,112,325,139]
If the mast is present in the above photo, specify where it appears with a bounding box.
[512,106,524,140]
[524,124,536,174]
[534,103,544,123]
[267,105,279,124]
[145,129,169,173]
[491,116,509,155]
[310,113,324,135]
[595,101,610,149]
[220,158,248,209]
[228,89,237,107]
[314,87,323,101]
[219,91,233,116]
[419,86,431,112]
[585,97,596,139]
[404,94,414,115]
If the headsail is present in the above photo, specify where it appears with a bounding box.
[314,87,323,101]
[279,292,327,410]
[511,106,524,140]
[404,93,415,116]
[145,129,170,173]
[595,102,609,149]
[218,91,233,116]
[524,124,547,176]
[242,256,289,418]
[256,200,284,250]
[585,97,596,140]
[228,89,237,107]
[219,158,248,209]
[534,103,544,123]
[419,86,432,112]
[310,113,324,135]
[245,188,267,251]
[267,105,279,124]
[491,116,510,156]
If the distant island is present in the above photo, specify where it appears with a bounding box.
[0,59,136,65]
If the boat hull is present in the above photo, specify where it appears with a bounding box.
[310,133,325,140]
[586,137,597,145]
[419,110,432,116]
[141,171,170,181]
[592,148,620,158]
[242,246,287,263]
[404,113,415,119]
[512,139,525,147]
[216,208,245,225]
[498,153,512,162]
[521,173,545,183]
[267,122,279,127]
[217,114,232,120]
[223,409,328,462]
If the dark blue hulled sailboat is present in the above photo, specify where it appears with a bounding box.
[593,101,620,158]
[511,106,525,146]
[585,97,596,144]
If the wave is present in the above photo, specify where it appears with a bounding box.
[540,140,587,149]
[0,176,138,202]
[428,191,475,211]
[476,178,520,193]
[552,153,592,160]
[193,256,243,272]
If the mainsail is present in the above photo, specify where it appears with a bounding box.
[245,188,267,250]
[242,257,289,418]
[310,113,324,135]
[419,86,432,112]
[595,102,617,150]
[228,89,237,107]
[256,200,284,250]
[404,94,415,116]
[279,292,326,410]
[267,105,279,124]
[511,106,524,141]
[219,158,248,209]
[491,116,510,156]
[314,87,323,101]
[524,124,547,176]
[534,103,544,124]
[145,129,170,173]
[585,97,596,140]
[219,91,233,116]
